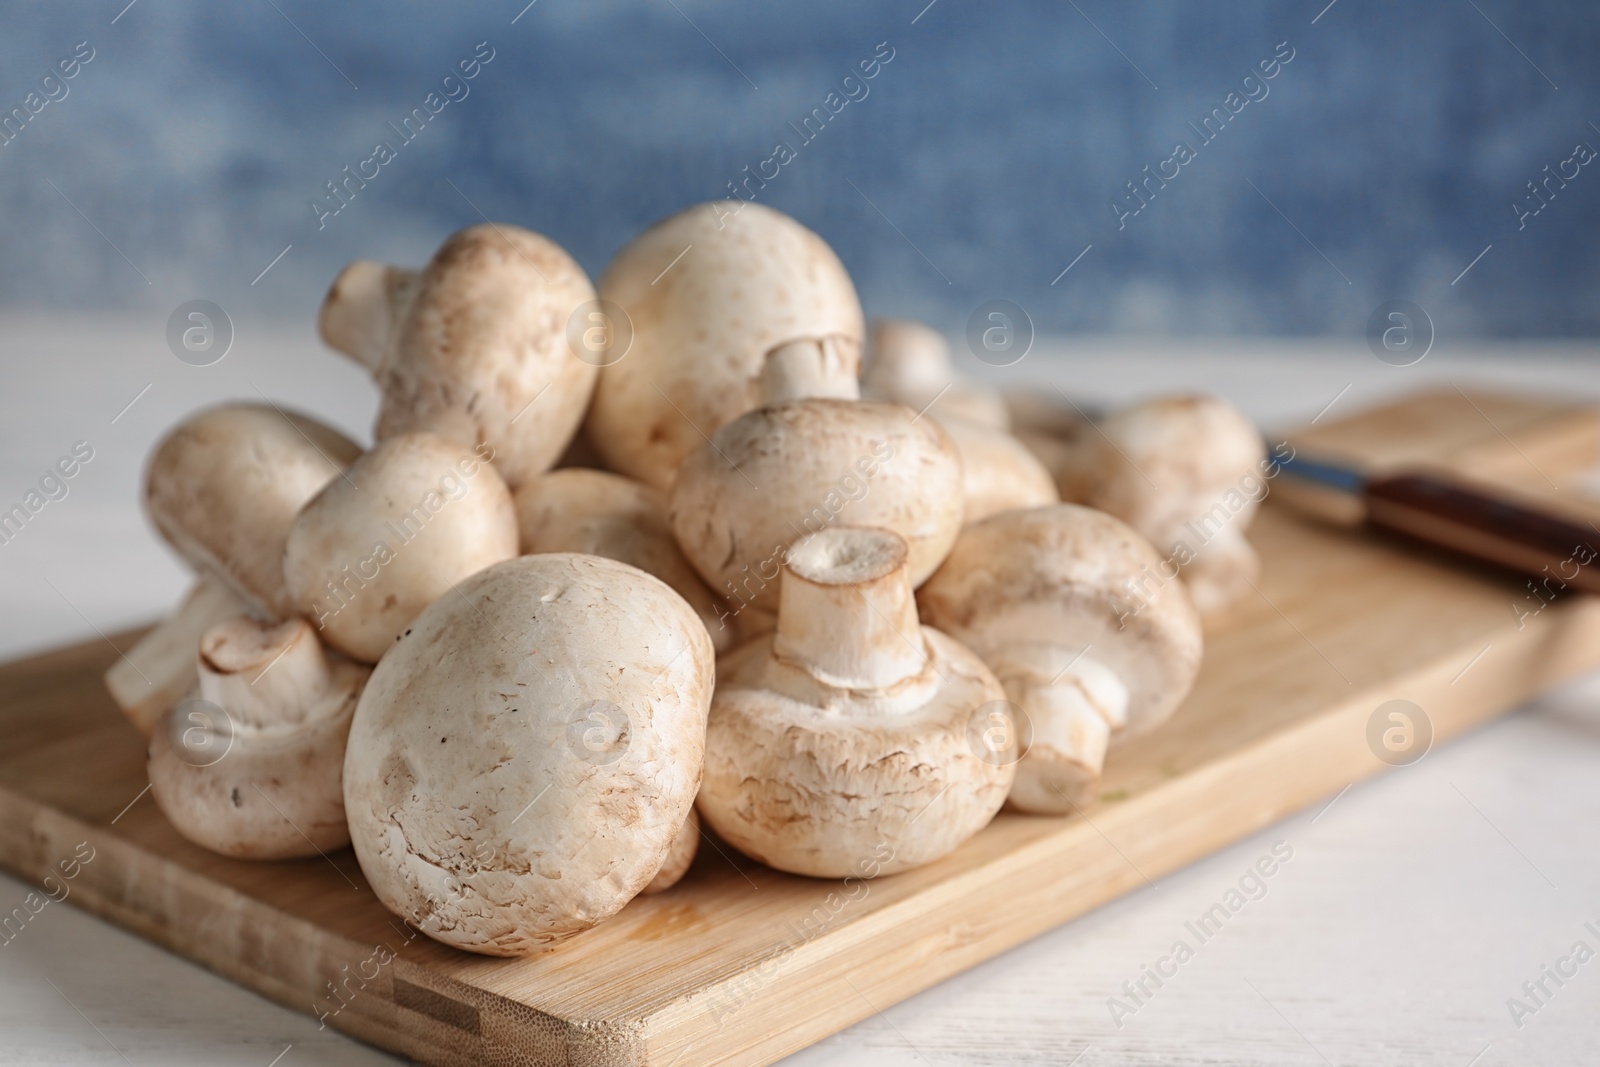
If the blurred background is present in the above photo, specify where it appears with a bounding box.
[2,0,1597,338]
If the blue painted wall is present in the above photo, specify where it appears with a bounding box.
[1,1,1595,337]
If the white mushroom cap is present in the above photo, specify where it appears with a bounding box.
[145,404,361,619]
[283,432,518,663]
[1002,388,1093,439]
[148,615,368,859]
[317,260,425,374]
[916,505,1202,813]
[640,809,700,895]
[669,341,964,628]
[342,554,714,956]
[863,318,1010,430]
[105,578,249,738]
[1080,396,1265,544]
[1001,390,1095,494]
[698,526,1012,878]
[1013,428,1081,498]
[587,202,865,491]
[513,468,734,652]
[933,416,1059,526]
[1176,525,1259,616]
[1062,395,1265,615]
[318,223,600,489]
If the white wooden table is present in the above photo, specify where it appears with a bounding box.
[2,318,1597,1066]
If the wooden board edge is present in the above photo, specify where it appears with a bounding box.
[0,787,648,1067]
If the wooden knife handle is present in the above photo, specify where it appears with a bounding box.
[1366,473,1600,595]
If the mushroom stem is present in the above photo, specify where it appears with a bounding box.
[317,260,424,374]
[152,614,366,860]
[197,617,334,730]
[773,526,927,690]
[988,645,1131,813]
[759,336,861,406]
[105,578,250,738]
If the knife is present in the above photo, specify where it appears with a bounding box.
[1273,452,1600,596]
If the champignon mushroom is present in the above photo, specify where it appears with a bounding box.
[669,338,964,633]
[342,554,714,956]
[316,259,424,374]
[586,202,864,491]
[105,578,249,737]
[640,809,700,895]
[1011,427,1078,495]
[318,223,599,489]
[145,404,361,619]
[283,432,518,663]
[1053,396,1266,615]
[1002,387,1094,440]
[1002,390,1095,491]
[934,416,1059,526]
[862,318,1009,430]
[513,468,734,652]
[697,526,1013,878]
[916,505,1203,813]
[860,319,1052,523]
[148,615,368,859]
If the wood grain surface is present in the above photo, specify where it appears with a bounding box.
[1,389,1599,1066]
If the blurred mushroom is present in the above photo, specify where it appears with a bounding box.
[861,319,1052,522]
[148,615,368,859]
[284,433,518,663]
[863,318,1009,430]
[934,416,1059,525]
[1064,396,1266,615]
[698,526,1012,877]
[105,578,249,738]
[917,505,1203,813]
[342,554,714,956]
[1002,391,1091,495]
[145,404,361,619]
[318,223,599,489]
[1002,388,1094,439]
[513,467,734,652]
[316,260,424,374]
[1011,428,1078,494]
[640,809,700,895]
[669,338,964,631]
[586,202,864,491]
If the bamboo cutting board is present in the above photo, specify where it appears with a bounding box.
[4,389,1600,1067]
